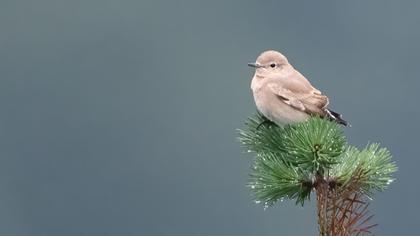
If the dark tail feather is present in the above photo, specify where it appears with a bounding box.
[326,109,349,127]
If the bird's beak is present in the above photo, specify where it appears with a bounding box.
[247,62,260,68]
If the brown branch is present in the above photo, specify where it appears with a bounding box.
[315,168,376,236]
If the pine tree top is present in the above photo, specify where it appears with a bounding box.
[238,113,397,207]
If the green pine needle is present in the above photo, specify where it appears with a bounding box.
[238,114,289,156]
[238,113,346,171]
[331,144,397,196]
[248,152,312,207]
[280,116,346,172]
[238,113,397,208]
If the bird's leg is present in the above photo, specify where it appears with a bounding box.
[256,117,276,130]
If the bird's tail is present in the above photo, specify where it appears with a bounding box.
[326,109,349,126]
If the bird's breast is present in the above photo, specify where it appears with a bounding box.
[250,77,262,91]
[252,88,309,125]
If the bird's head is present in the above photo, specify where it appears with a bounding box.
[248,50,291,77]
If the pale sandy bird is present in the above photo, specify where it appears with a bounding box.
[248,50,348,126]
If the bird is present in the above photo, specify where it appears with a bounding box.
[248,50,348,127]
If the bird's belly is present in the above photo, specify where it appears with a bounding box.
[253,92,309,125]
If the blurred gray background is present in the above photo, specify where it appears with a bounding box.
[0,0,418,235]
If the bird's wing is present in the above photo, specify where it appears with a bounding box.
[267,82,329,115]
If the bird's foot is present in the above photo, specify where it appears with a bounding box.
[256,119,276,130]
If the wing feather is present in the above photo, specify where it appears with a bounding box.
[267,82,329,116]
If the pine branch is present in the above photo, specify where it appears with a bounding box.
[323,168,377,235]
[238,113,397,235]
[248,152,313,206]
[239,114,346,172]
[330,144,397,196]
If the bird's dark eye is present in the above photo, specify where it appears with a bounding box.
[270,63,276,68]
